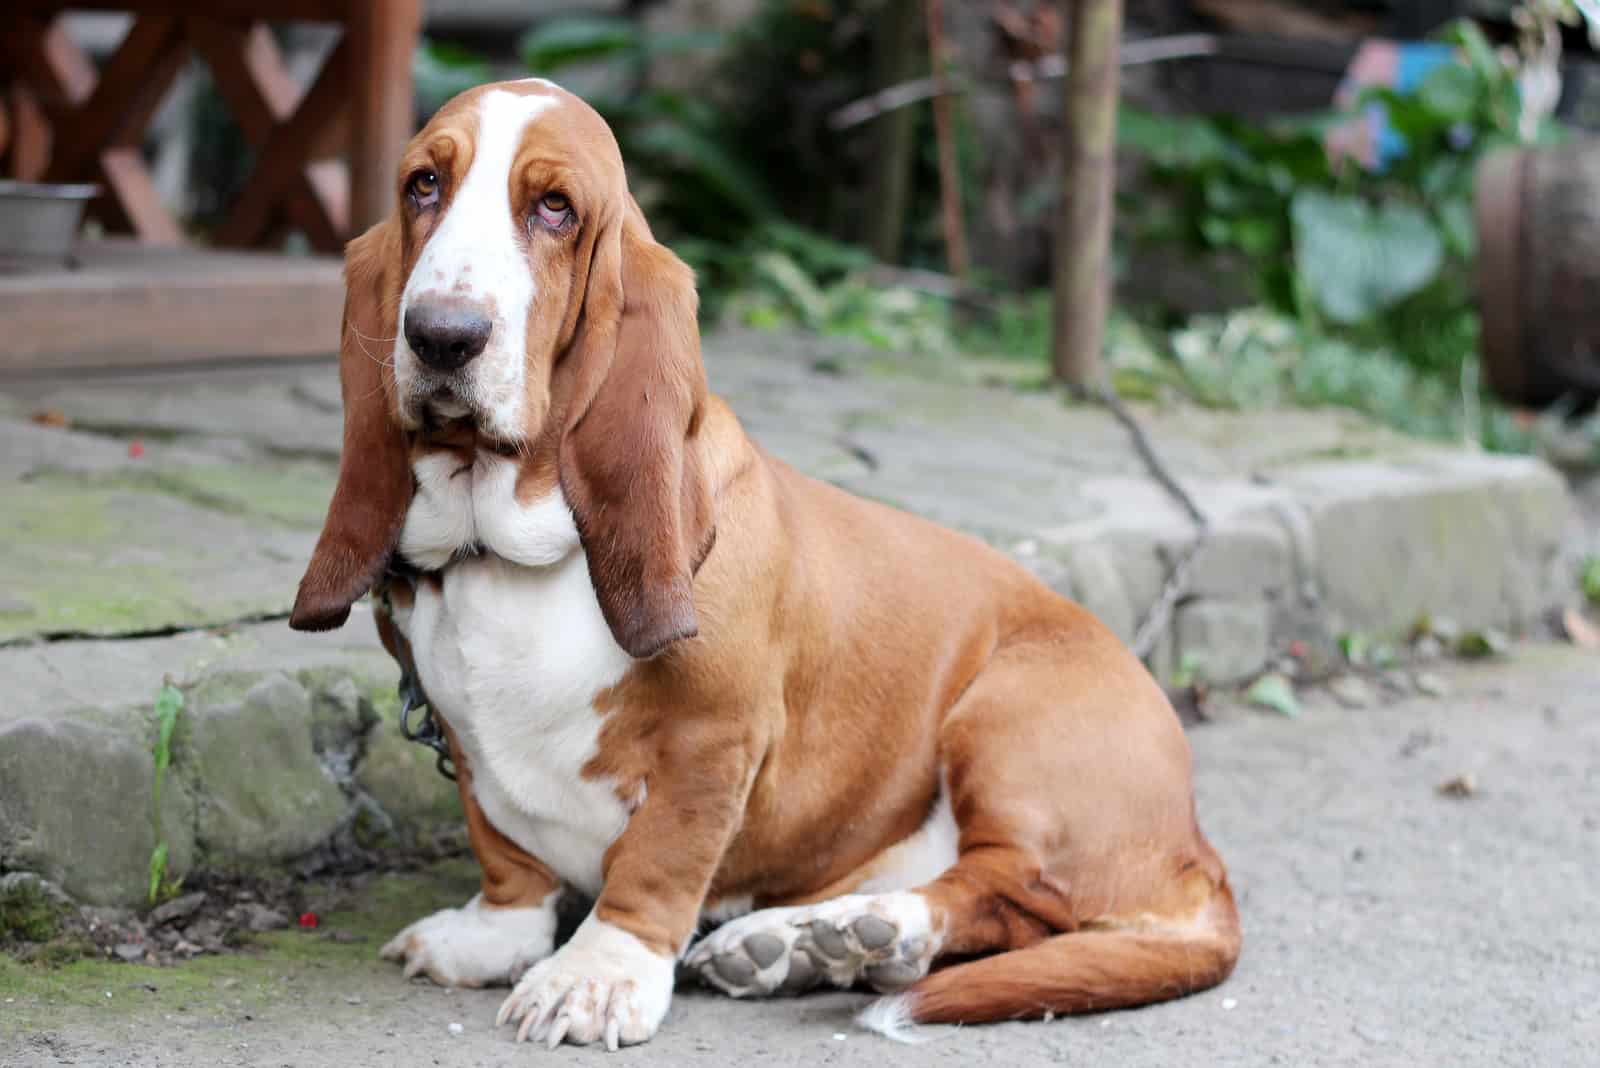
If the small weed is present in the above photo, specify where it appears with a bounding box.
[1170,652,1207,690]
[1583,557,1600,605]
[148,681,183,906]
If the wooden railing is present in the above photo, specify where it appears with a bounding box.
[1,1,421,252]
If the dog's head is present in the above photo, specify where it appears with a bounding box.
[290,80,713,659]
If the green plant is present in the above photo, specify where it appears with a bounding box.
[1121,18,1560,390]
[414,38,492,117]
[147,682,183,906]
[1583,556,1600,605]
[519,17,773,246]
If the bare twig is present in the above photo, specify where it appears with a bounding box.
[828,32,1217,130]
[1090,382,1210,661]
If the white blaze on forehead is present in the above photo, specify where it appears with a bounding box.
[398,89,561,440]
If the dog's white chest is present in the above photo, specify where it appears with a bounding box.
[396,454,634,896]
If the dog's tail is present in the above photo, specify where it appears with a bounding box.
[858,881,1240,1041]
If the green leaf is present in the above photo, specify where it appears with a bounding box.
[1291,191,1444,324]
[147,842,168,906]
[1245,673,1302,718]
[1455,629,1510,659]
[751,251,828,328]
[1118,108,1234,168]
[153,683,182,774]
[1418,62,1479,124]
[413,38,491,109]
[628,119,774,222]
[1436,196,1475,258]
[519,16,640,72]
[1585,557,1600,605]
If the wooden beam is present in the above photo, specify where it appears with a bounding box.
[346,0,420,234]
[12,0,356,23]
[189,18,347,250]
[4,88,53,180]
[211,35,352,250]
[98,148,183,244]
[44,16,186,180]
[0,239,344,370]
[1051,0,1122,386]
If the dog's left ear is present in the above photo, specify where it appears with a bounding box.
[290,218,414,631]
[559,197,715,659]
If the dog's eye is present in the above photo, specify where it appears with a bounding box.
[408,170,440,207]
[533,192,573,230]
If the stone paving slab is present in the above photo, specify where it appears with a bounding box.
[0,329,1577,906]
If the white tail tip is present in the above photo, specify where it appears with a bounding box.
[856,993,932,1044]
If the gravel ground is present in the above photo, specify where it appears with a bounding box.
[3,646,1597,1068]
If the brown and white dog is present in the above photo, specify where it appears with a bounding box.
[290,79,1239,1051]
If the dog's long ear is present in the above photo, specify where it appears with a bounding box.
[290,219,413,631]
[559,197,715,659]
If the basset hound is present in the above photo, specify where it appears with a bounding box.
[290,79,1239,1051]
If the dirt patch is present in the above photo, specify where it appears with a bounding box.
[1,840,468,971]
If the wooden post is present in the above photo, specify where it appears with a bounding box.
[864,0,920,263]
[347,0,420,235]
[924,0,969,279]
[1051,0,1122,385]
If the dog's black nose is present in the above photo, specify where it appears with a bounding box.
[404,303,492,371]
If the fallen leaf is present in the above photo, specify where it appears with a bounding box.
[1436,773,1477,799]
[29,409,68,428]
[1246,673,1301,718]
[1560,608,1600,650]
[1455,629,1509,659]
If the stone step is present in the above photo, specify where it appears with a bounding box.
[0,329,1574,906]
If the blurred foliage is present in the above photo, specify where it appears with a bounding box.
[1108,307,1535,452]
[406,9,1596,457]
[415,1,954,313]
[516,17,772,248]
[1120,18,1555,384]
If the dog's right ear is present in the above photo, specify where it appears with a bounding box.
[290,219,413,631]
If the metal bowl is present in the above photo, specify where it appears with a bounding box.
[0,180,100,265]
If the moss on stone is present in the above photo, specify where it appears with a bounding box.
[29,460,335,531]
[0,879,67,942]
[0,480,308,641]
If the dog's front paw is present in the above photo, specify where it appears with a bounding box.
[495,915,674,1050]
[380,893,555,987]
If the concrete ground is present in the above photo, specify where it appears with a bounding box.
[4,646,1596,1068]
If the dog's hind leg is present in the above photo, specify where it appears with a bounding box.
[861,628,1241,1030]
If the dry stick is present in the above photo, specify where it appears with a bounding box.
[1052,0,1122,385]
[924,0,969,280]
[1090,383,1210,661]
[828,32,1218,131]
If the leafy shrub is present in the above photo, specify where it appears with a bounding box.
[1121,19,1557,383]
